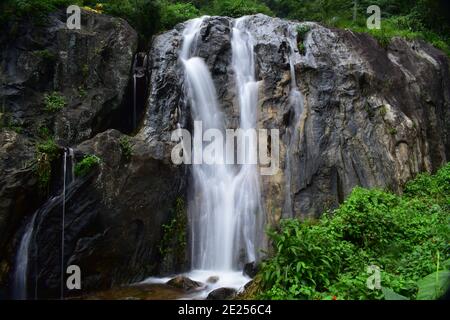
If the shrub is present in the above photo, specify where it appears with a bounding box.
[74,154,101,177]
[119,136,133,162]
[35,138,60,191]
[160,1,200,30]
[296,25,310,40]
[260,163,450,300]
[209,0,273,18]
[43,92,66,112]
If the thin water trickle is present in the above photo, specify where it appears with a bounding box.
[12,147,75,300]
[11,213,37,300]
[284,28,305,218]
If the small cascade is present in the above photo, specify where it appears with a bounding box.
[230,17,263,265]
[283,27,305,218]
[60,147,75,299]
[11,213,37,300]
[132,53,149,129]
[12,147,76,300]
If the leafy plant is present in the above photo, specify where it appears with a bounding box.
[159,197,187,261]
[74,154,101,177]
[159,1,200,30]
[259,163,450,300]
[43,92,66,112]
[119,136,133,162]
[35,138,60,191]
[296,25,310,40]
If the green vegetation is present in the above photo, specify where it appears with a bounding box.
[259,163,450,300]
[32,49,56,62]
[159,197,188,260]
[74,154,101,177]
[43,92,66,112]
[0,113,23,133]
[159,1,199,30]
[119,136,133,162]
[35,138,60,191]
[263,0,450,56]
[2,1,448,55]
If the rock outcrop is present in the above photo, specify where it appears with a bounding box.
[147,15,449,226]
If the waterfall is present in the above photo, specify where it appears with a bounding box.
[12,147,75,300]
[60,147,75,299]
[11,213,37,300]
[230,17,263,265]
[284,28,305,218]
[181,16,262,272]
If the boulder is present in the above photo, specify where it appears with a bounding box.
[207,287,237,300]
[166,276,202,291]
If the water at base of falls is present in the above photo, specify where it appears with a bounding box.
[142,270,251,299]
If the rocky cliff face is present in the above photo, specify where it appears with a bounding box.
[148,14,449,225]
[0,12,449,299]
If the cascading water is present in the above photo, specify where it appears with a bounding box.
[60,147,74,299]
[284,28,305,218]
[230,17,263,266]
[11,213,37,300]
[12,147,75,300]
[143,16,263,296]
[181,17,237,270]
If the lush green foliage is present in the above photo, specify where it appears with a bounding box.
[119,136,133,162]
[159,1,199,29]
[262,0,450,56]
[260,164,450,300]
[3,1,448,55]
[207,0,273,18]
[74,154,101,177]
[43,92,66,112]
[35,138,60,191]
[159,197,188,260]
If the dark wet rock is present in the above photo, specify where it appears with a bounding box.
[243,262,259,278]
[0,9,137,145]
[0,9,138,294]
[207,287,237,300]
[26,129,186,298]
[166,275,203,291]
[207,276,219,284]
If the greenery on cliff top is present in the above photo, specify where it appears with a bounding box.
[1,1,449,55]
[258,163,450,300]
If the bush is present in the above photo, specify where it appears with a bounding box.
[160,1,200,30]
[209,0,273,18]
[260,163,450,300]
[74,154,101,177]
[119,135,133,161]
[43,92,66,112]
[35,138,60,191]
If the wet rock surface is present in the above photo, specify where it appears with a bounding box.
[148,14,449,225]
[166,275,203,291]
[207,287,237,300]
